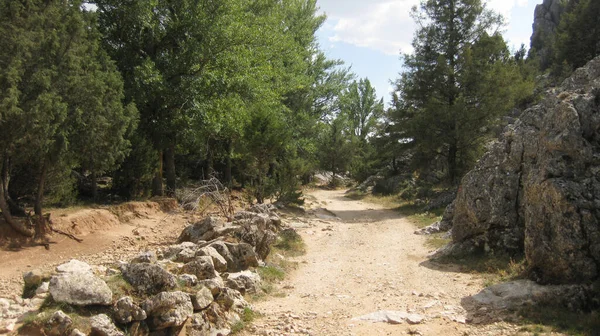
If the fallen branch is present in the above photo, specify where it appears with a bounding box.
[50,227,83,243]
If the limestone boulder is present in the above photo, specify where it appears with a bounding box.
[49,272,112,306]
[56,259,93,274]
[181,256,218,280]
[46,310,73,336]
[142,291,193,330]
[90,314,124,336]
[224,271,262,295]
[178,217,224,243]
[121,263,177,295]
[190,287,214,311]
[113,296,147,324]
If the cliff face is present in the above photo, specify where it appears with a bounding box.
[441,56,600,285]
[529,0,568,69]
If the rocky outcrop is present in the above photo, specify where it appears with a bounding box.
[438,57,600,284]
[530,0,569,69]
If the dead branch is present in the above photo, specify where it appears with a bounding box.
[177,177,234,220]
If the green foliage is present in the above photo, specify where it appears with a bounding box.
[554,0,600,74]
[0,0,136,218]
[390,0,534,184]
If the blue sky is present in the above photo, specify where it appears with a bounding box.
[316,0,543,103]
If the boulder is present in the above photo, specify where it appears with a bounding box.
[197,277,225,297]
[463,280,589,312]
[46,310,73,336]
[161,242,199,260]
[49,272,112,306]
[224,271,262,295]
[131,251,157,264]
[440,56,600,284]
[181,256,218,280]
[178,217,224,243]
[121,263,177,295]
[210,242,258,272]
[178,274,198,287]
[56,259,93,274]
[530,0,568,69]
[90,314,124,336]
[190,287,214,311]
[196,246,228,272]
[142,291,193,330]
[113,296,147,324]
[23,269,47,288]
[215,288,248,313]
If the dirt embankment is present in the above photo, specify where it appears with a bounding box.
[0,198,187,297]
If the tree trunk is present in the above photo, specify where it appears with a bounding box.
[0,169,33,237]
[224,140,232,188]
[165,143,176,197]
[152,151,164,196]
[448,142,458,185]
[204,143,214,179]
[91,170,98,201]
[34,159,50,239]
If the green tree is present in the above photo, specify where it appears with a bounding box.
[554,0,600,72]
[340,78,384,142]
[392,0,532,184]
[0,0,135,235]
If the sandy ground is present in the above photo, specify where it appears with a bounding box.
[246,189,524,336]
[0,206,190,298]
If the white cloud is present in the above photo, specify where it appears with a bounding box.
[318,0,535,55]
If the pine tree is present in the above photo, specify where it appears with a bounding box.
[392,0,532,183]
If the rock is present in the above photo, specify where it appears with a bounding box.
[46,310,73,336]
[90,314,124,336]
[191,287,214,311]
[441,56,600,284]
[125,321,149,336]
[215,288,248,313]
[49,272,112,306]
[197,277,225,296]
[178,217,224,243]
[70,329,86,336]
[234,214,278,260]
[175,247,198,263]
[196,246,228,273]
[113,296,147,324]
[224,271,261,295]
[161,242,199,260]
[36,281,50,295]
[210,242,258,273]
[121,263,177,295]
[23,269,47,288]
[142,291,193,330]
[351,311,424,325]
[530,0,569,69]
[178,274,198,287]
[56,259,93,274]
[131,251,157,264]
[181,256,218,280]
[463,280,588,312]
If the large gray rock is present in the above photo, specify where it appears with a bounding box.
[113,296,147,324]
[190,287,214,311]
[215,288,248,313]
[90,314,124,336]
[196,246,228,272]
[49,272,112,306]
[56,259,93,274]
[142,291,193,330]
[440,57,600,284]
[181,256,218,280]
[178,217,224,243]
[224,271,262,295]
[121,263,177,295]
[233,213,278,260]
[210,242,259,272]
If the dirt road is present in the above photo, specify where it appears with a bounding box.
[248,189,520,336]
